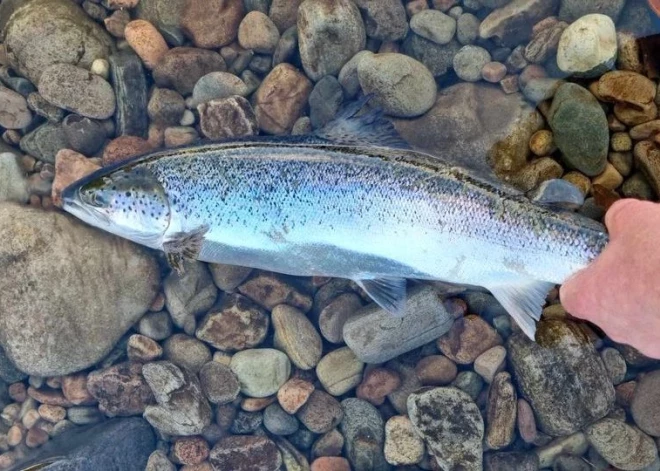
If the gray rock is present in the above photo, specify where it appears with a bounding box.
[138,311,173,341]
[451,370,484,400]
[0,153,28,204]
[244,0,270,13]
[456,13,480,45]
[537,433,588,468]
[208,263,253,292]
[230,349,291,398]
[618,0,655,38]
[146,450,176,471]
[408,387,484,471]
[486,371,517,450]
[272,25,298,67]
[87,362,155,416]
[586,418,658,470]
[344,285,456,364]
[66,406,104,425]
[410,10,456,45]
[230,410,263,434]
[601,347,627,385]
[0,344,27,383]
[401,34,461,77]
[61,115,106,156]
[0,66,36,97]
[558,0,626,22]
[548,83,609,176]
[297,0,366,81]
[484,452,539,471]
[148,88,185,126]
[338,50,374,99]
[164,261,218,335]
[453,45,492,82]
[508,320,615,437]
[354,0,408,41]
[0,205,159,376]
[340,398,388,471]
[3,0,113,85]
[38,63,115,120]
[135,0,186,45]
[522,78,564,104]
[19,122,69,163]
[264,404,299,436]
[191,71,249,107]
[631,370,660,438]
[163,334,212,374]
[142,361,213,436]
[309,75,343,129]
[479,0,559,47]
[109,52,149,138]
[199,361,240,405]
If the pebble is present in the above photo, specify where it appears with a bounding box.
[142,361,213,436]
[384,415,424,466]
[631,370,660,437]
[61,115,106,156]
[297,0,366,81]
[181,0,244,48]
[272,26,298,67]
[415,355,458,386]
[247,54,271,74]
[634,141,660,197]
[127,334,163,362]
[8,383,26,403]
[559,0,626,22]
[410,10,456,45]
[484,452,539,471]
[316,292,363,344]
[308,75,343,129]
[38,64,115,120]
[338,50,373,99]
[453,45,492,82]
[356,368,401,406]
[61,373,96,406]
[316,347,364,396]
[0,87,31,129]
[109,52,149,138]
[238,272,313,312]
[138,311,173,341]
[164,261,217,335]
[563,171,591,196]
[508,320,615,436]
[586,418,658,470]
[479,0,557,46]
[191,72,249,107]
[163,334,212,374]
[164,126,198,147]
[311,457,351,471]
[312,429,344,458]
[486,372,517,450]
[148,88,185,125]
[525,20,567,65]
[401,34,461,77]
[437,315,501,365]
[548,82,609,176]
[609,151,634,178]
[474,346,507,383]
[26,92,64,123]
[277,378,315,414]
[241,397,276,412]
[209,436,282,471]
[254,63,312,135]
[19,122,69,163]
[22,408,40,429]
[230,410,262,434]
[208,264,253,292]
[482,61,507,83]
[263,403,299,436]
[124,20,169,69]
[296,391,343,434]
[230,349,291,398]
[599,71,657,110]
[105,9,130,38]
[556,14,617,78]
[172,436,210,466]
[593,163,624,190]
[272,304,322,370]
[340,398,388,471]
[0,153,28,204]
[623,172,656,200]
[146,450,177,471]
[617,31,643,73]
[154,48,227,96]
[87,362,155,416]
[238,11,280,54]
[198,361,240,405]
[517,398,538,443]
[456,13,480,45]
[537,432,588,468]
[408,387,484,471]
[529,129,557,156]
[25,427,48,448]
[357,52,436,118]
[198,96,259,140]
[37,404,65,423]
[196,293,268,351]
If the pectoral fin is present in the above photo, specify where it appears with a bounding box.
[355,277,408,316]
[486,279,556,340]
[163,225,210,274]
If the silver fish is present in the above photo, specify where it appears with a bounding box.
[61,103,608,339]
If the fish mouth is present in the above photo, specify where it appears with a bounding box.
[61,184,111,227]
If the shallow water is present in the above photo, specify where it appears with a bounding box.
[0,0,659,470]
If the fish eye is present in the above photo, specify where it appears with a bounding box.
[79,181,112,208]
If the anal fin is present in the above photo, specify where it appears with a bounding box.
[355,277,408,316]
[163,224,210,274]
[486,279,556,340]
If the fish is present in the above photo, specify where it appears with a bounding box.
[61,97,609,339]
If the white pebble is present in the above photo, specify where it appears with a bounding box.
[180,109,196,126]
[91,58,110,80]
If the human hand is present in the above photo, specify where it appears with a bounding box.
[560,198,660,359]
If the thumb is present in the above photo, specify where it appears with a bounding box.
[559,268,592,320]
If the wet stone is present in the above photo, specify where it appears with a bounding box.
[19,122,69,163]
[0,87,31,129]
[67,406,104,425]
[484,452,539,471]
[164,261,218,335]
[474,346,507,383]
[154,48,227,96]
[586,418,658,470]
[109,52,149,138]
[238,11,280,54]
[230,349,291,398]
[87,362,155,416]
[230,410,263,434]
[312,429,344,458]
[384,415,424,466]
[198,361,240,405]
[208,264,253,292]
[631,370,660,437]
[277,378,315,415]
[478,0,558,46]
[308,76,343,129]
[148,88,185,125]
[191,71,249,107]
[272,304,322,370]
[127,334,163,362]
[486,371,517,450]
[601,347,627,385]
[171,436,210,466]
[61,373,96,406]
[272,25,298,67]
[263,403,299,436]
[138,311,173,341]
[146,450,177,471]
[316,347,364,396]
[453,45,491,82]
[354,0,408,41]
[437,315,502,365]
[297,390,343,434]
[164,126,198,147]
[401,34,461,77]
[556,14,617,78]
[209,436,282,471]
[198,96,259,140]
[181,0,244,49]
[411,10,457,46]
[61,114,106,157]
[125,19,169,70]
[340,398,388,471]
[163,334,212,374]
[238,272,312,312]
[356,368,401,406]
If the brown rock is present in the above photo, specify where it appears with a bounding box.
[7,425,23,447]
[241,397,276,412]
[479,0,558,46]
[415,355,458,386]
[238,272,313,312]
[512,157,563,192]
[38,404,66,423]
[529,130,556,156]
[172,436,210,466]
[631,370,660,437]
[617,31,643,74]
[198,96,258,140]
[517,398,537,443]
[25,427,48,448]
[209,436,282,471]
[127,334,163,362]
[124,20,169,69]
[102,136,154,166]
[634,140,660,196]
[486,371,517,450]
[154,48,227,96]
[311,457,351,471]
[148,88,185,125]
[196,293,269,351]
[254,63,313,135]
[474,346,507,383]
[524,20,567,64]
[631,120,660,140]
[164,126,198,147]
[27,387,72,407]
[598,71,657,108]
[277,378,315,414]
[272,304,322,370]
[482,62,508,83]
[0,87,32,129]
[238,11,280,54]
[199,361,240,405]
[437,315,502,364]
[208,264,253,292]
[614,101,658,127]
[563,171,591,195]
[269,0,304,32]
[356,368,401,406]
[51,149,101,207]
[87,362,155,416]
[317,292,363,344]
[297,390,344,434]
[615,381,637,408]
[592,163,623,190]
[181,0,244,48]
[8,383,26,402]
[61,373,96,406]
[104,10,130,38]
[312,429,344,458]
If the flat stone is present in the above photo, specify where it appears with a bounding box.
[277,378,315,414]
[631,370,660,437]
[586,418,658,470]
[164,261,217,335]
[61,115,106,157]
[263,403,299,436]
[316,347,364,396]
[109,52,149,138]
[340,398,388,471]
[479,0,559,47]
[0,87,31,129]
[486,371,517,450]
[19,123,69,163]
[125,19,169,69]
[191,72,249,107]
[208,264,252,292]
[127,334,162,362]
[199,361,240,405]
[210,436,282,471]
[556,14,617,78]
[230,349,291,398]
[384,415,424,466]
[297,390,343,434]
[437,315,502,365]
[598,71,657,109]
[181,0,244,48]
[154,48,227,96]
[163,334,212,374]
[356,368,401,406]
[415,355,458,386]
[272,304,322,370]
[410,9,456,45]
[238,272,312,312]
[474,346,507,383]
[198,96,258,140]
[87,362,155,416]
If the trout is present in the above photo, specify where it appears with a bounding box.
[61,101,608,339]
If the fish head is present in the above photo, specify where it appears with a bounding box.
[61,165,171,248]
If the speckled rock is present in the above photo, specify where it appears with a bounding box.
[384,415,424,466]
[135,0,186,44]
[181,0,244,48]
[19,122,69,163]
[437,315,502,364]
[410,9,456,45]
[148,88,185,125]
[199,361,240,405]
[238,272,313,312]
[356,368,401,406]
[153,48,227,96]
[208,264,253,292]
[340,398,388,471]
[87,362,155,416]
[631,370,660,437]
[586,418,658,470]
[124,20,169,69]
[316,347,364,396]
[61,115,106,157]
[272,305,322,370]
[164,261,217,335]
[238,11,280,54]
[486,371,517,450]
[297,390,343,434]
[127,334,163,362]
[0,87,31,129]
[479,0,559,46]
[210,436,282,471]
[556,14,617,78]
[163,334,211,374]
[191,72,249,107]
[0,153,28,204]
[453,45,491,82]
[198,96,258,140]
[484,452,539,471]
[230,349,291,398]
[263,403,299,436]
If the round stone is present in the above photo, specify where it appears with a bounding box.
[272,304,322,370]
[0,88,32,129]
[124,20,169,69]
[191,72,249,107]
[384,415,425,466]
[474,346,507,383]
[453,45,492,82]
[277,378,315,415]
[163,334,212,374]
[237,11,280,54]
[296,390,344,434]
[437,315,502,365]
[316,347,364,396]
[148,88,185,125]
[138,311,173,341]
[631,370,660,437]
[199,361,240,405]
[481,61,507,83]
[557,14,617,78]
[410,10,456,45]
[586,418,658,470]
[415,355,458,386]
[263,403,299,436]
[356,368,401,406]
[230,349,291,398]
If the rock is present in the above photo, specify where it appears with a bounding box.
[344,285,457,364]
[164,261,217,335]
[191,72,249,107]
[102,136,153,166]
[0,205,159,376]
[210,436,282,471]
[61,373,95,406]
[548,83,609,176]
[297,390,343,434]
[457,13,480,45]
[356,52,436,118]
[127,334,162,362]
[254,63,312,135]
[437,315,502,365]
[272,305,322,370]
[0,153,28,204]
[198,96,259,140]
[484,452,539,471]
[142,361,212,436]
[482,61,508,83]
[408,387,484,471]
[474,346,507,383]
[268,0,302,32]
[556,14,617,78]
[27,92,65,123]
[19,122,69,163]
[208,264,253,292]
[384,415,424,466]
[586,418,658,470]
[631,370,660,437]
[297,0,366,81]
[338,50,373,99]
[598,71,657,109]
[317,292,363,344]
[264,403,299,436]
[410,10,456,45]
[278,378,315,414]
[163,334,211,374]
[340,398,388,471]
[87,362,155,416]
[146,450,176,471]
[104,9,130,38]
[231,410,263,434]
[125,20,169,69]
[148,88,185,125]
[238,272,313,312]
[198,361,240,405]
[308,75,343,129]
[479,0,559,47]
[601,347,626,385]
[109,52,149,138]
[486,371,517,450]
[0,87,31,129]
[154,48,227,96]
[171,436,209,466]
[385,361,423,414]
[453,45,492,82]
[517,398,537,443]
[164,125,198,147]
[356,368,401,406]
[558,0,626,22]
[37,64,115,120]
[4,0,113,85]
[181,0,244,48]
[61,115,106,157]
[507,320,615,437]
[401,34,461,77]
[312,428,344,458]
[316,347,364,396]
[415,355,458,386]
[135,0,186,44]
[512,156,563,192]
[230,349,291,398]
[634,141,660,197]
[238,11,280,54]
[311,457,350,471]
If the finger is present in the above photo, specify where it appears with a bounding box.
[560,267,599,322]
[604,199,639,235]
